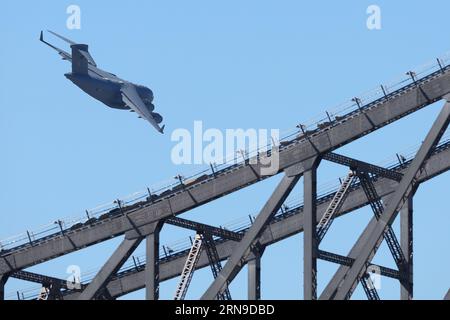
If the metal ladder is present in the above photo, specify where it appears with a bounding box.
[173,232,232,300]
[173,234,203,300]
[317,171,356,242]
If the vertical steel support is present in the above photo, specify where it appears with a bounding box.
[400,196,413,300]
[0,275,7,300]
[248,252,261,300]
[145,223,163,300]
[303,160,319,300]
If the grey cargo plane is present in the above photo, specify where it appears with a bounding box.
[40,30,165,133]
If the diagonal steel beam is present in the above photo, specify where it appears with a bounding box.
[200,173,301,300]
[357,171,406,268]
[78,237,142,300]
[317,250,401,280]
[324,102,450,300]
[323,154,406,271]
[323,152,403,182]
[445,289,450,300]
[320,212,386,299]
[11,270,83,291]
[166,217,243,242]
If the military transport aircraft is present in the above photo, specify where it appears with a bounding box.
[40,30,165,133]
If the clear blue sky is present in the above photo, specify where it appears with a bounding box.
[1,1,449,300]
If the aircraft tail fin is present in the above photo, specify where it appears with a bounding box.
[40,30,98,70]
[71,44,90,74]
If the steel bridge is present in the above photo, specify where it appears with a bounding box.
[1,54,450,300]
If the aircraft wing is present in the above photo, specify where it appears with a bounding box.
[120,84,165,134]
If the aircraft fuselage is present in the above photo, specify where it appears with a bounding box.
[64,71,155,111]
[65,72,127,109]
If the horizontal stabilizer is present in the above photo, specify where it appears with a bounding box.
[39,31,71,61]
[47,30,76,45]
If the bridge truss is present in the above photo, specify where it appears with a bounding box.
[1,55,450,300]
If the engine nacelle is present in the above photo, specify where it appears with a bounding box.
[151,112,163,124]
[136,85,154,109]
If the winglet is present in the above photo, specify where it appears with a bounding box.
[39,30,71,61]
[160,125,166,134]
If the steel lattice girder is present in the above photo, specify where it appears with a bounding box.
[357,171,406,268]
[321,102,450,300]
[166,217,243,242]
[59,144,450,300]
[11,270,80,291]
[2,70,450,276]
[323,153,403,181]
[317,250,401,280]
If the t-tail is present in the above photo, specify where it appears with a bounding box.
[40,30,97,75]
[70,44,89,74]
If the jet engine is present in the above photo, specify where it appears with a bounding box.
[151,112,163,124]
[136,86,154,110]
